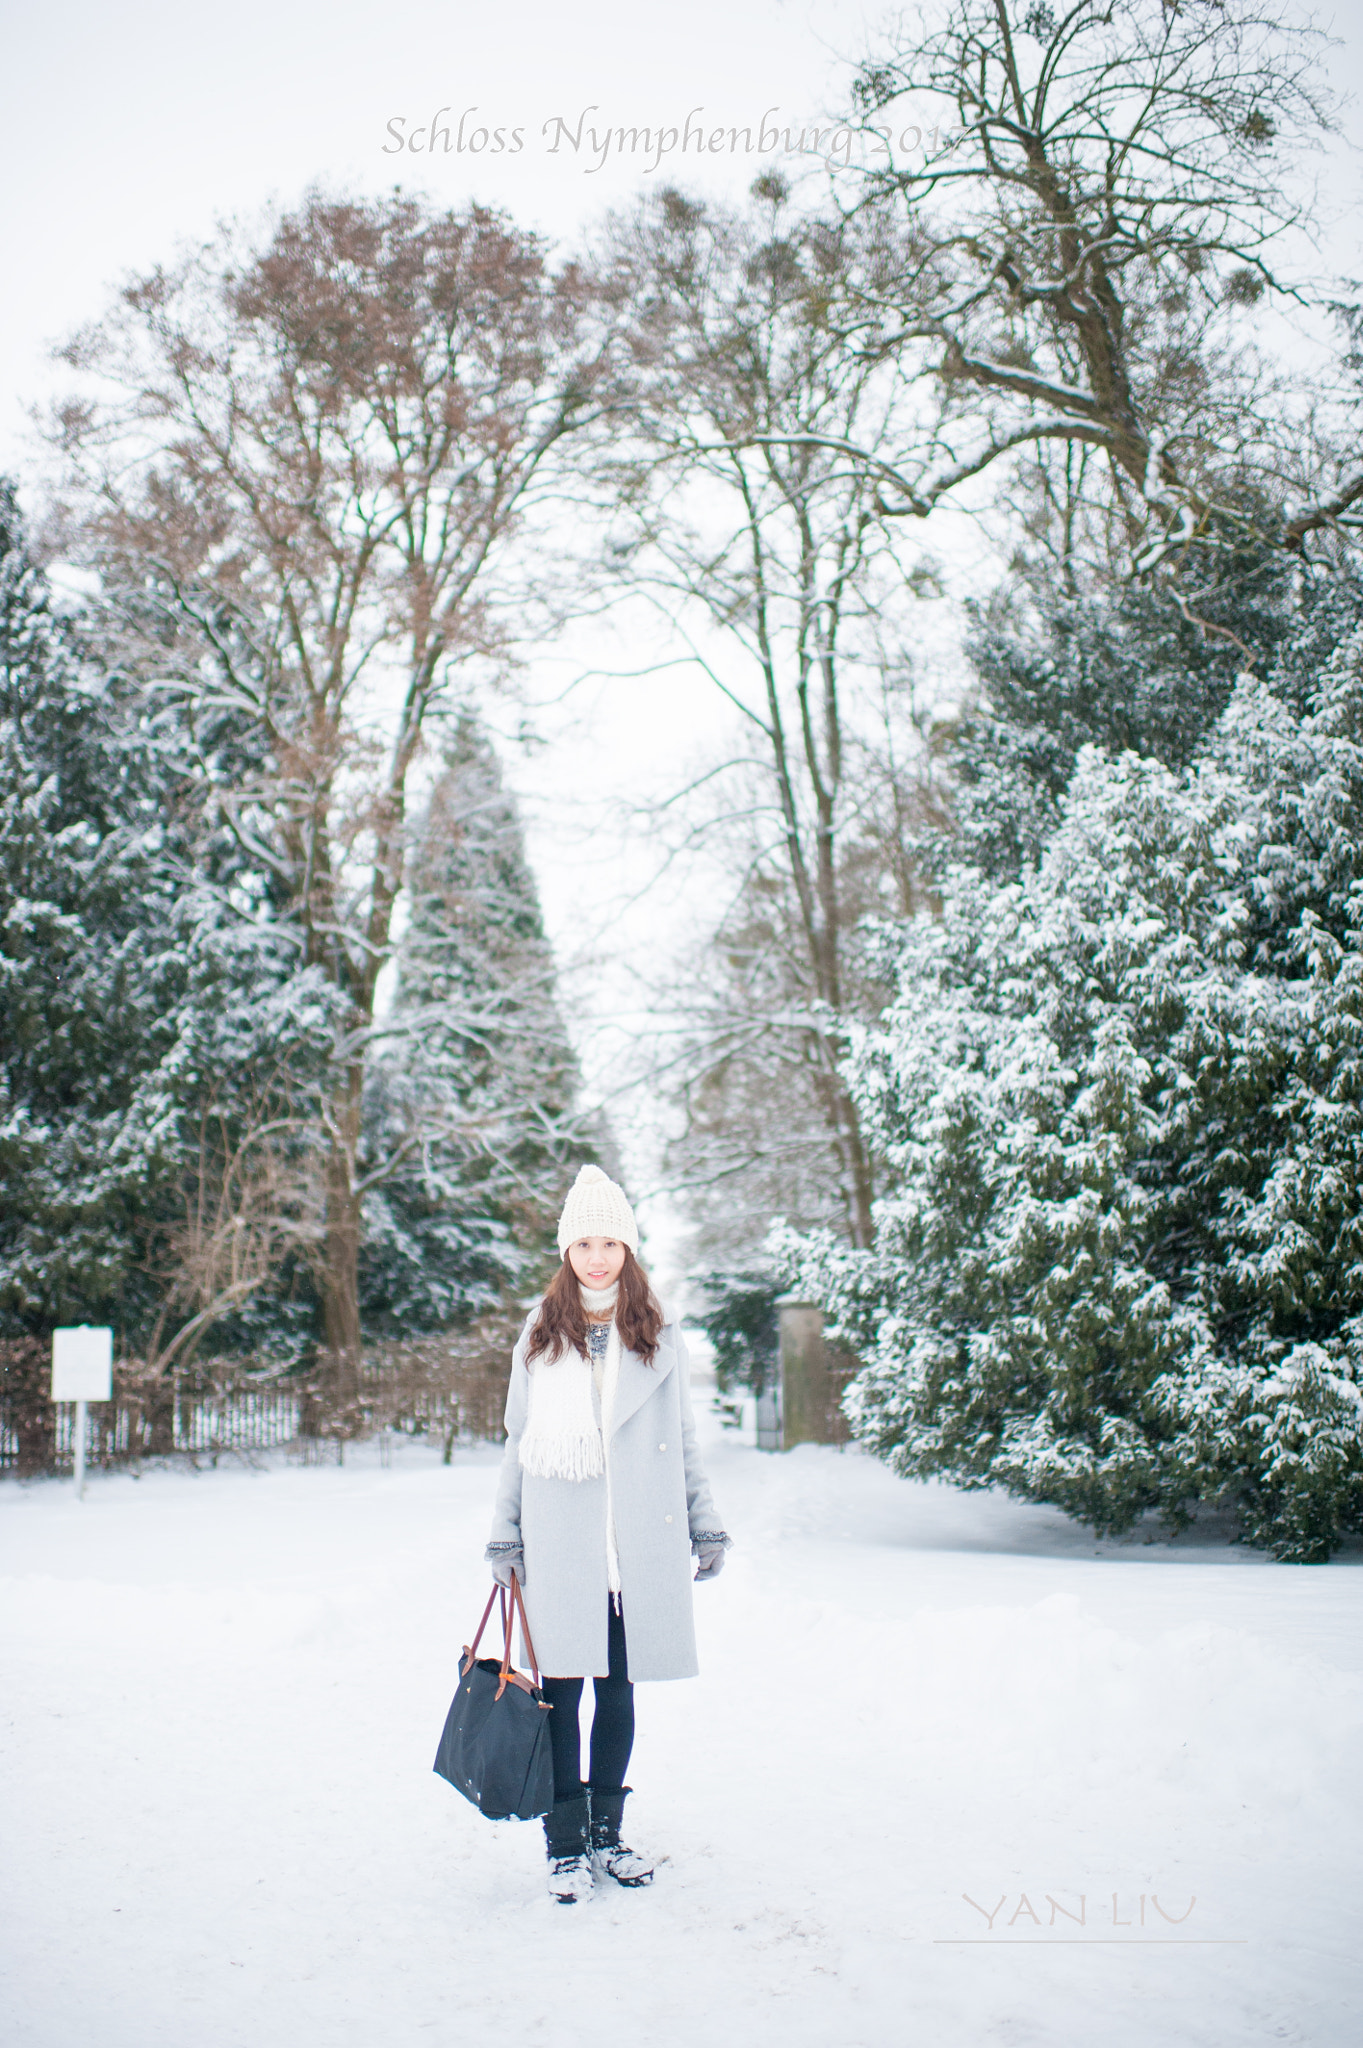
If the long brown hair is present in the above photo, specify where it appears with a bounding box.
[526,1248,664,1367]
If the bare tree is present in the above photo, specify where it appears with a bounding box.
[599,183,946,1247]
[141,1096,323,1376]
[51,192,606,1389]
[659,748,948,1266]
[831,1,1341,574]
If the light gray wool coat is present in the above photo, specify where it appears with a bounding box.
[488,1309,725,1682]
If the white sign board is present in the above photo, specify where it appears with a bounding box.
[51,1326,113,1402]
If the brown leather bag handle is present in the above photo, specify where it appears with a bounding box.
[466,1576,545,1700]
[462,1584,500,1675]
[491,1572,544,1703]
[514,1575,543,1686]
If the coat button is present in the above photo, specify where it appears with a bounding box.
[658,1442,666,1451]
[664,1514,673,1523]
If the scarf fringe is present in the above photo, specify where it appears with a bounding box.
[519,1426,604,1481]
[519,1343,608,1482]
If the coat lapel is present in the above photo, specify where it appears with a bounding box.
[608,1332,677,1437]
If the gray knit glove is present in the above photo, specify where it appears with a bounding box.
[485,1542,524,1588]
[692,1531,731,1581]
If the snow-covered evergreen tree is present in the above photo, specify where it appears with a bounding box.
[358,714,582,1331]
[778,636,1363,1561]
[2,484,582,1359]
[0,479,192,1338]
[0,480,336,1358]
[946,535,1300,880]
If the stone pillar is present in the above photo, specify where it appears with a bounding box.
[777,1300,855,1449]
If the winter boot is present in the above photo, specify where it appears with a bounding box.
[588,1786,656,1887]
[543,1792,594,1904]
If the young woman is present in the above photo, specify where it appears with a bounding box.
[485,1163,731,1903]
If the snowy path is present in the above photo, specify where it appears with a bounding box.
[3,1396,1360,2048]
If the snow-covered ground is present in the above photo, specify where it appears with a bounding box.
[4,1387,1360,2048]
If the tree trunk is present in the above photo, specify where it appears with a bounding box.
[320,1064,365,1411]
[811,1058,875,1249]
[145,1375,176,1457]
[839,1084,875,1249]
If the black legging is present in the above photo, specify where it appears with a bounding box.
[542,1602,635,1801]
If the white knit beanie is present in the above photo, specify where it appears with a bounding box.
[557,1164,639,1256]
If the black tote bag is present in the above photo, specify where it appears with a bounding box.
[433,1577,554,1822]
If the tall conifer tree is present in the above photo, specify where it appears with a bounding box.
[359,714,582,1331]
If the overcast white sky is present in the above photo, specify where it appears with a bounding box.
[4,0,1363,1274]
[3,0,1360,444]
[0,0,869,452]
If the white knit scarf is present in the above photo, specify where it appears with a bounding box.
[518,1291,620,1488]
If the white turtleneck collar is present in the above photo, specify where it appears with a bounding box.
[580,1280,619,1316]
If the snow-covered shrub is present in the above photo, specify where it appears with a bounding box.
[692,1271,782,1402]
[776,643,1363,1560]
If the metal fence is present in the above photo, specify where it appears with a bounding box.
[34,1383,307,1469]
[0,1326,516,1478]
